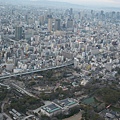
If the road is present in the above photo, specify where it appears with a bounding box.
[1,97,12,120]
[0,61,73,80]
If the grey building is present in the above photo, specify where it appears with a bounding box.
[48,18,53,32]
[15,26,22,40]
[67,19,73,28]
[54,19,61,31]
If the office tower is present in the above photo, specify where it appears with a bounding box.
[70,8,73,15]
[67,19,73,28]
[117,12,120,19]
[44,14,52,24]
[15,26,22,40]
[40,16,44,25]
[69,8,74,19]
[54,19,61,31]
[25,15,28,23]
[48,18,53,32]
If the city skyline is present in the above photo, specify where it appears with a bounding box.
[0,1,120,120]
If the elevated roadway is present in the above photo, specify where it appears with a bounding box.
[0,61,74,80]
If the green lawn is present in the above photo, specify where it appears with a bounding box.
[82,97,95,105]
[82,97,102,108]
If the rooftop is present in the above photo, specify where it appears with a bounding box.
[55,98,78,108]
[41,103,61,113]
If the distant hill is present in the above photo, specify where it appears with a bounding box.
[0,0,84,8]
[0,0,119,10]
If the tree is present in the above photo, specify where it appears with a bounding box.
[95,87,120,104]
[82,105,104,120]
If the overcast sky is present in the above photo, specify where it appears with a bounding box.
[49,0,120,7]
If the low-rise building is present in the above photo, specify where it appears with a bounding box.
[41,103,62,117]
[40,98,79,117]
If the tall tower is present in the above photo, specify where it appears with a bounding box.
[54,19,61,31]
[15,26,22,40]
[40,16,44,25]
[70,8,73,15]
[48,18,53,32]
[67,19,73,28]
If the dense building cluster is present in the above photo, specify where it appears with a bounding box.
[0,4,120,77]
[0,1,120,120]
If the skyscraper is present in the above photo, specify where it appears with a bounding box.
[48,18,53,32]
[70,8,73,15]
[54,19,61,31]
[40,16,44,25]
[67,19,73,28]
[15,26,22,40]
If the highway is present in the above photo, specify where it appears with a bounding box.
[0,61,74,80]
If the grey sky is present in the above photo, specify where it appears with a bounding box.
[49,0,120,7]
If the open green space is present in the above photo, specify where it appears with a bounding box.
[82,97,100,107]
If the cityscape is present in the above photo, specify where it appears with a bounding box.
[0,0,120,120]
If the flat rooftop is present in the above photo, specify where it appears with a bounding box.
[41,103,61,113]
[55,98,78,108]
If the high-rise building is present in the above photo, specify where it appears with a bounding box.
[44,14,52,24]
[54,19,61,31]
[67,19,73,28]
[70,8,73,15]
[48,18,53,32]
[15,26,22,40]
[40,16,44,25]
[25,15,28,22]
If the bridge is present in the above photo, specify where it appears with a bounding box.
[0,61,74,80]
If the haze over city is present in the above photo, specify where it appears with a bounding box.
[0,0,120,7]
[31,0,120,7]
[0,0,120,120]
